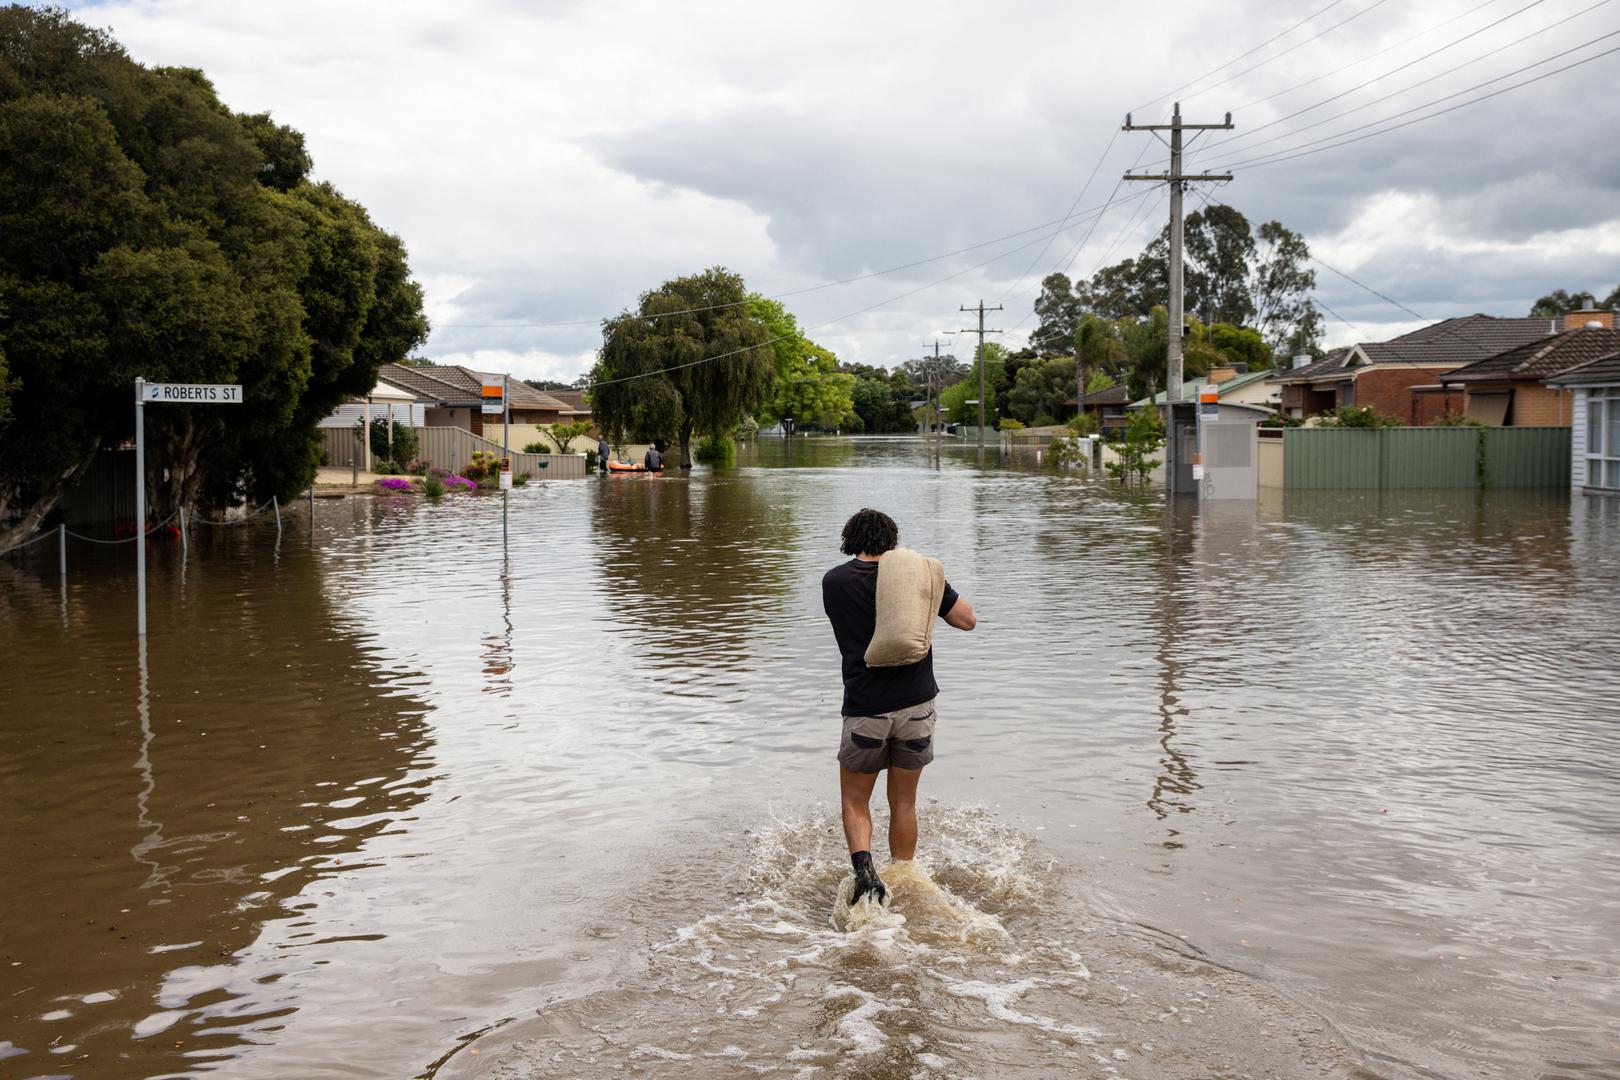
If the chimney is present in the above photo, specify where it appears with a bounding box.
[1563,307,1615,331]
[1292,353,1311,369]
[1208,365,1238,384]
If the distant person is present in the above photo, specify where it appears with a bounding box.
[643,443,662,471]
[821,508,975,905]
[597,435,610,472]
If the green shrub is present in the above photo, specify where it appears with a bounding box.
[423,472,446,498]
[1258,414,1303,428]
[1066,412,1100,436]
[1315,405,1401,428]
[584,448,598,470]
[1429,411,1484,427]
[693,434,736,464]
[997,418,1026,431]
[367,417,419,464]
[513,472,529,487]
[522,441,547,454]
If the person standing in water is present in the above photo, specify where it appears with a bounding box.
[821,508,975,904]
[643,442,662,471]
[597,434,610,472]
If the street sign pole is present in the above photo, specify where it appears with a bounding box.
[132,380,244,637]
[135,376,148,636]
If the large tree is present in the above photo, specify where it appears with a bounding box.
[1030,272,1081,355]
[590,268,775,466]
[0,7,426,545]
[1184,205,1255,327]
[751,295,853,431]
[1250,220,1320,358]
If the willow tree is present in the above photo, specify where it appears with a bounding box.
[589,268,775,467]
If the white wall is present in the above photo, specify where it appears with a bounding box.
[1571,389,1587,487]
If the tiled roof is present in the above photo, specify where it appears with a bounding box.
[546,389,591,414]
[1272,347,1354,383]
[1444,327,1620,383]
[378,363,481,406]
[1274,316,1559,383]
[378,363,572,412]
[1082,384,1130,405]
[1548,350,1620,386]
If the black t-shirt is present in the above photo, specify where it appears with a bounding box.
[822,557,960,717]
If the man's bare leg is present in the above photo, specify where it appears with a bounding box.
[886,766,923,860]
[839,766,881,852]
[840,767,888,904]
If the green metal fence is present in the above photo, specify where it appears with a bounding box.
[1483,427,1570,489]
[1284,427,1569,490]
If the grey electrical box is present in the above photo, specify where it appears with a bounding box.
[1199,419,1257,500]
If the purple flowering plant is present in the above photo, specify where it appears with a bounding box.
[376,477,414,492]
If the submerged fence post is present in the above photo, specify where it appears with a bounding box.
[178,506,188,559]
[308,486,315,542]
[273,495,282,539]
[58,523,66,577]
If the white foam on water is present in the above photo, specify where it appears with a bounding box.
[484,806,1353,1078]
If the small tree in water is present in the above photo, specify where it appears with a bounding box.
[1105,407,1164,483]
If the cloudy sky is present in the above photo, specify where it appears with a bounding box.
[63,0,1620,380]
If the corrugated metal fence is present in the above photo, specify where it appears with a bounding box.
[320,426,586,480]
[1284,427,1569,490]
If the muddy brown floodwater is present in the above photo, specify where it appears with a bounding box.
[2,438,1617,1080]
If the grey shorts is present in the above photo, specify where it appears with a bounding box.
[837,699,937,773]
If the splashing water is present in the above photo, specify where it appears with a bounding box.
[444,806,1373,1079]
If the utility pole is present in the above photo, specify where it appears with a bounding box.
[1124,102,1232,493]
[958,302,1003,452]
[929,336,953,439]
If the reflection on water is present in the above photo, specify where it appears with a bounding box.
[2,438,1617,1080]
[1,533,435,1078]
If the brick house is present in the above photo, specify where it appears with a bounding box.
[1439,324,1620,426]
[1547,348,1620,493]
[377,363,582,436]
[1272,314,1562,424]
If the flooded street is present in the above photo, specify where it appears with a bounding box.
[2,439,1617,1080]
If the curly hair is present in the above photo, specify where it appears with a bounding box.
[840,508,898,556]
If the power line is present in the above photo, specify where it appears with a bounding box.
[1230,0,1505,112]
[1196,0,1559,159]
[443,189,1143,330]
[1216,32,1620,171]
[586,185,1164,389]
[1179,0,1399,107]
[995,129,1121,306]
[1131,0,1349,113]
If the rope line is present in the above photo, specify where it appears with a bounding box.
[0,528,60,556]
[62,510,180,546]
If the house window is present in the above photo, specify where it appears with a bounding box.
[1588,389,1620,490]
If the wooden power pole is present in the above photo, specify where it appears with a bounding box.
[1123,102,1232,492]
[958,301,1003,452]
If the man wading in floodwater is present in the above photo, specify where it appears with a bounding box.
[822,508,975,905]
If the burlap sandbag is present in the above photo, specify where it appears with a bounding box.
[863,547,946,667]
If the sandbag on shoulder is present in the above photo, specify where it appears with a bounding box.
[864,547,946,667]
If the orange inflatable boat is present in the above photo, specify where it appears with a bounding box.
[606,460,663,473]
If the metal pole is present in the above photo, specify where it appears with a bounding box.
[178,506,187,560]
[273,495,281,538]
[58,523,66,577]
[134,376,147,637]
[363,396,373,475]
[309,485,315,542]
[503,373,510,483]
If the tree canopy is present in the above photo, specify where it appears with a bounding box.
[1029,204,1321,361]
[1529,285,1620,316]
[0,6,427,544]
[750,296,854,431]
[588,267,775,466]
